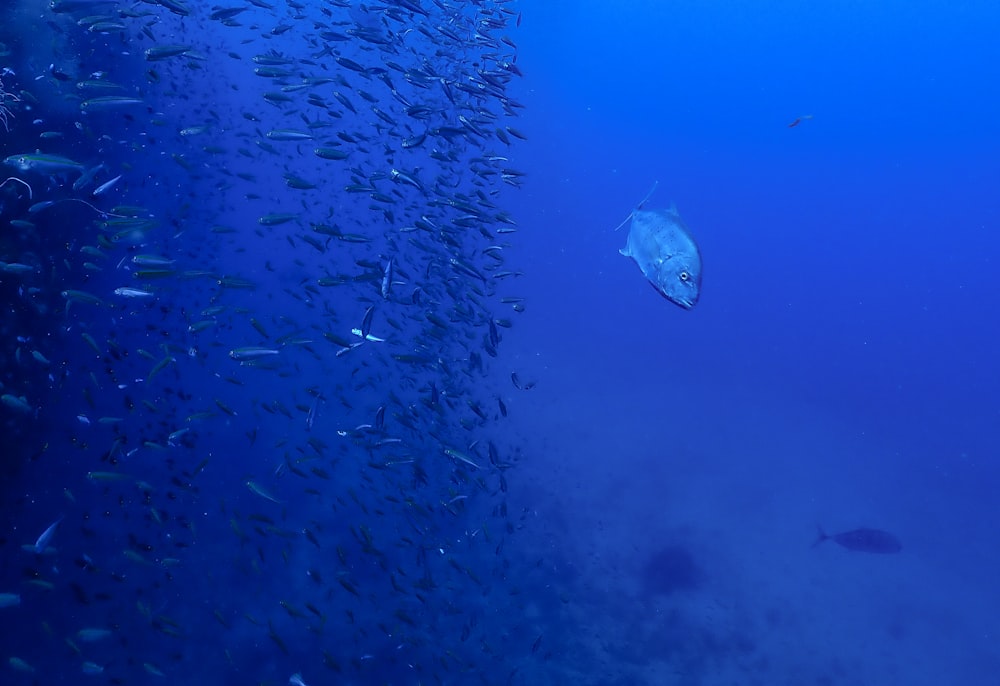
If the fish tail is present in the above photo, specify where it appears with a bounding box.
[812,524,830,548]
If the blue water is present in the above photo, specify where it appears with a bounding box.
[2,1,998,684]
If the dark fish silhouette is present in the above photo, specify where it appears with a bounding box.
[813,526,902,554]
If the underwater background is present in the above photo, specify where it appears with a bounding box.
[2,1,998,684]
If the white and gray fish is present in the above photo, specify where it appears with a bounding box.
[617,183,702,309]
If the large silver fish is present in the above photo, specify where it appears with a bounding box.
[617,185,702,309]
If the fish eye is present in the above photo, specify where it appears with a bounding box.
[679,271,689,281]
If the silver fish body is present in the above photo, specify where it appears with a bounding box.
[620,206,702,309]
[4,153,85,175]
[33,516,64,553]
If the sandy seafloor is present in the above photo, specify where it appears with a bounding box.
[496,312,999,685]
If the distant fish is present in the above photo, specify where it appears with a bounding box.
[787,114,814,128]
[33,515,64,553]
[0,593,20,609]
[813,526,902,554]
[76,627,113,642]
[616,182,702,309]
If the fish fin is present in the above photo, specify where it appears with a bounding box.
[613,181,659,231]
[619,247,630,258]
[811,524,829,548]
[636,181,659,209]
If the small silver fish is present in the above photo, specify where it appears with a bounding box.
[92,173,122,196]
[33,515,64,553]
[381,258,393,299]
[305,397,319,432]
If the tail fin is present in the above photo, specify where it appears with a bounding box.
[812,525,830,548]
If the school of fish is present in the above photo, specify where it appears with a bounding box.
[0,1,540,683]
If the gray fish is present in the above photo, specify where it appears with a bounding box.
[33,516,64,553]
[813,526,902,554]
[617,183,702,309]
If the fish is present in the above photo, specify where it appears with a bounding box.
[381,258,393,299]
[1,394,33,414]
[143,662,166,677]
[3,0,529,677]
[132,254,175,266]
[0,593,20,608]
[813,526,902,554]
[4,153,85,175]
[360,305,375,340]
[210,6,249,21]
[444,447,482,470]
[265,129,314,142]
[149,0,190,16]
[92,174,122,196]
[144,45,193,61]
[77,628,113,642]
[72,163,106,191]
[8,657,34,673]
[49,0,119,12]
[33,516,64,553]
[80,96,146,111]
[314,147,349,161]
[114,287,154,298]
[258,213,299,226]
[617,183,702,309]
[229,347,281,361]
[82,661,105,675]
[246,481,282,504]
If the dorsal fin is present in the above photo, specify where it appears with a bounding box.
[636,180,658,210]
[613,181,659,231]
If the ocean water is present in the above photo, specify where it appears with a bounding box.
[1,1,998,685]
